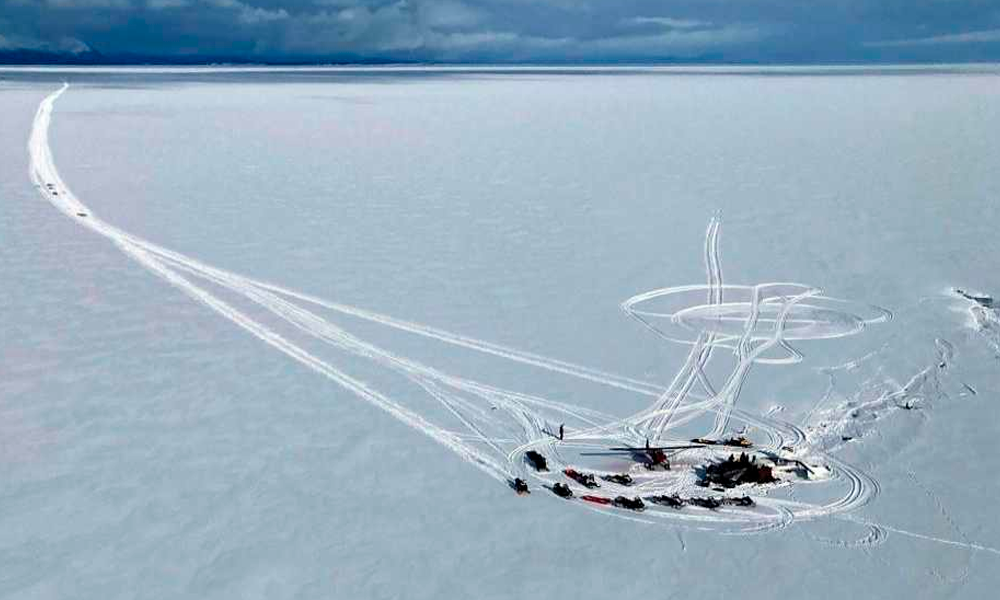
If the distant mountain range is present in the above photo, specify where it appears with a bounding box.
[0,47,424,66]
[2,46,990,67]
[0,47,108,65]
[0,45,736,66]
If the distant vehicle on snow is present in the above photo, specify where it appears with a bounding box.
[692,436,752,448]
[601,473,634,486]
[525,450,548,472]
[612,496,645,511]
[563,468,600,488]
[689,496,722,510]
[551,483,573,498]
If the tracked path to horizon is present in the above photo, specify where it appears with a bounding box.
[26,84,1000,555]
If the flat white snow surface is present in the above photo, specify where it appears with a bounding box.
[2,66,1000,599]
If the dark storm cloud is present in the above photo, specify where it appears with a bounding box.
[1,0,999,62]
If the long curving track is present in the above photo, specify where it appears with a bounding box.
[27,84,1000,553]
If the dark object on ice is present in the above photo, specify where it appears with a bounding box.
[723,496,755,507]
[692,436,752,448]
[564,468,600,488]
[956,288,994,308]
[525,450,548,472]
[841,436,853,442]
[552,483,573,498]
[511,478,529,495]
[613,496,646,511]
[581,495,612,505]
[646,494,685,509]
[689,496,722,510]
[76,212,87,217]
[963,383,978,396]
[601,473,634,486]
[700,452,776,489]
[51,191,58,196]
[559,424,564,440]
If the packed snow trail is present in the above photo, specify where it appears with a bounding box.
[30,84,659,490]
[29,84,1000,557]
[22,83,893,529]
[29,83,516,484]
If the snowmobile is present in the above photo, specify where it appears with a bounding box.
[692,436,752,448]
[580,495,612,506]
[689,496,722,510]
[511,478,530,495]
[525,450,548,472]
[551,483,573,498]
[722,496,755,507]
[612,496,646,512]
[646,494,684,509]
[601,473,634,486]
[563,468,600,489]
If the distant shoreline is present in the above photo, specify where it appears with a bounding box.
[3,62,999,69]
[2,51,1000,70]
[2,63,999,77]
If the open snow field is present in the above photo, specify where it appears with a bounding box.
[2,66,1000,599]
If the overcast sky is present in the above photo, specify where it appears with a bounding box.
[2,0,1000,62]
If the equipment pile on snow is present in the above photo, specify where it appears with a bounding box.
[699,452,776,488]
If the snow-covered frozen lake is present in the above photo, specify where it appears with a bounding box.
[2,65,1000,599]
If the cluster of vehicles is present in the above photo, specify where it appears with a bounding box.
[42,182,87,217]
[576,495,647,511]
[512,439,771,512]
[647,494,754,509]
